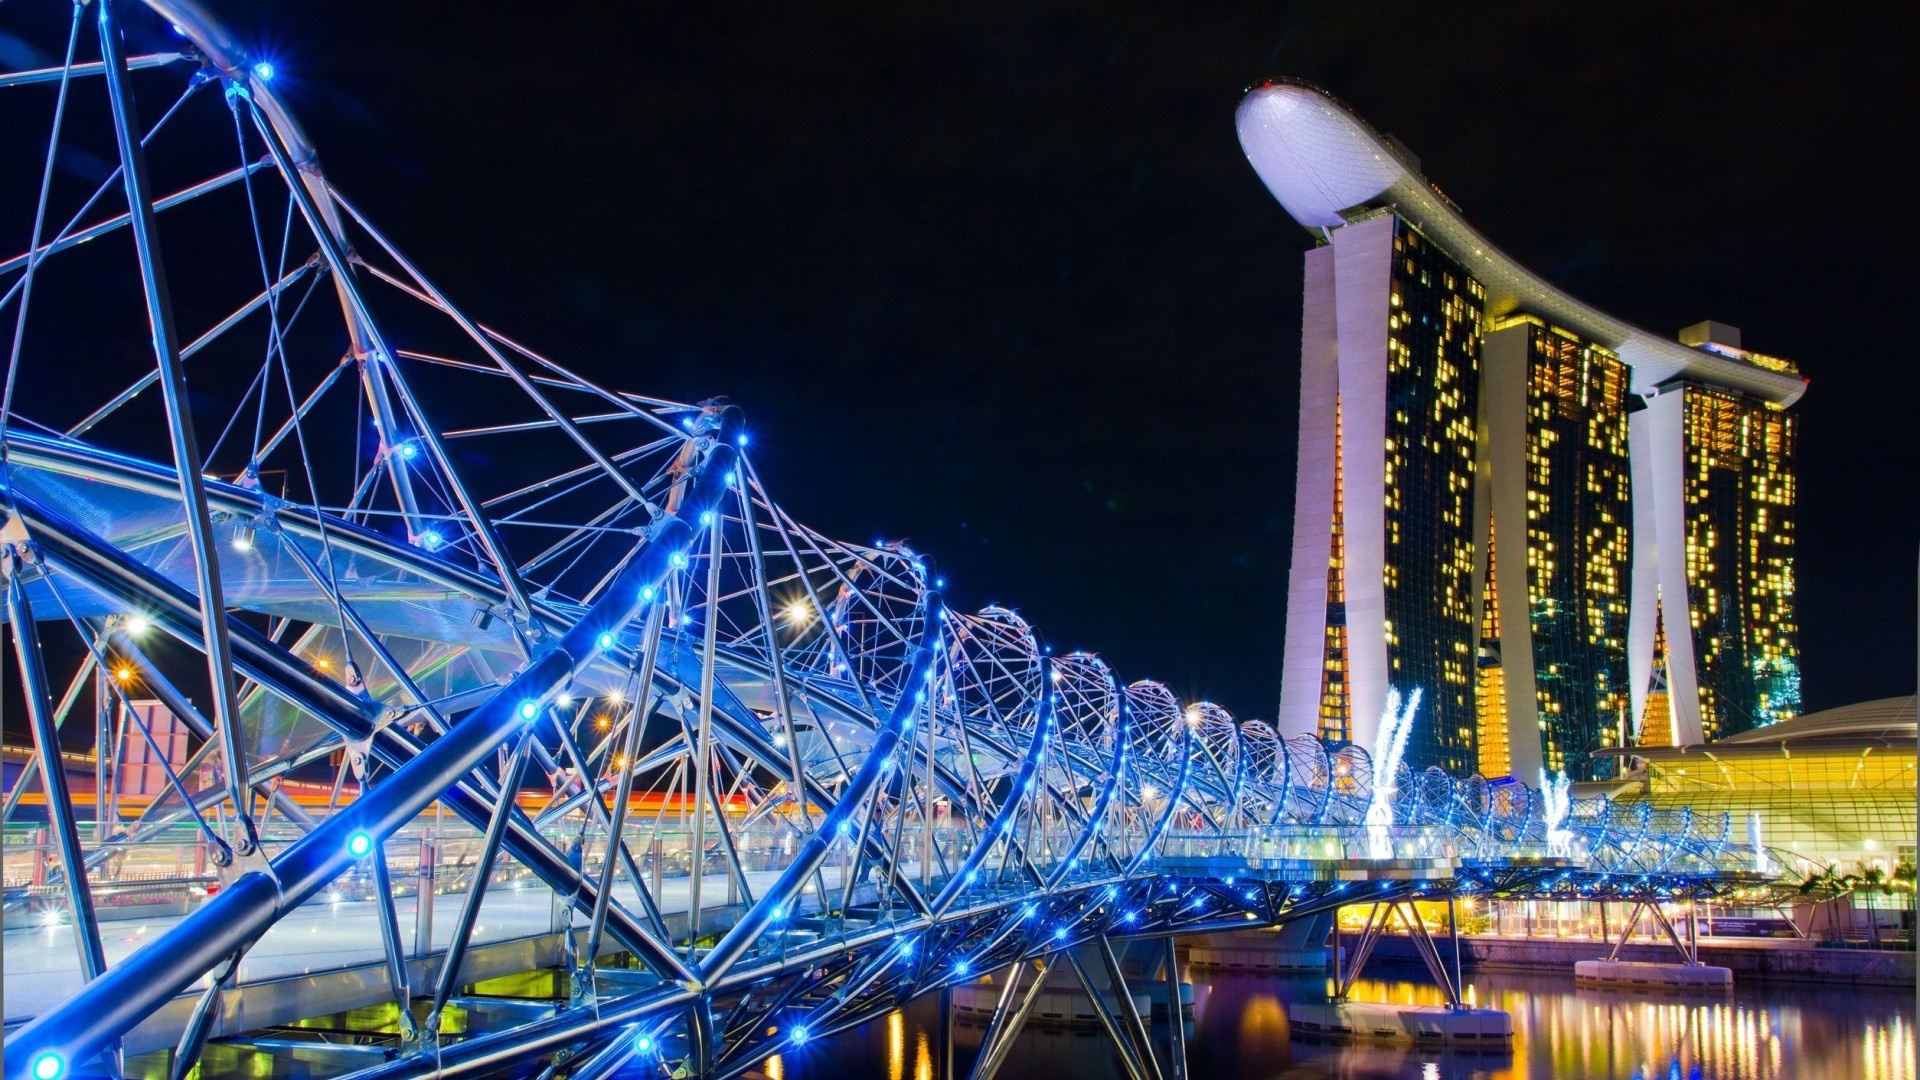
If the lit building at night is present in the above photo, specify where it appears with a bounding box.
[1593,696,1916,876]
[1237,80,1807,778]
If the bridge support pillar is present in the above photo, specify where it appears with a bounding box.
[1162,936,1189,1080]
[1294,898,1513,1047]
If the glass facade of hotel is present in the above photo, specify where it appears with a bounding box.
[1381,219,1482,774]
[1513,318,1633,778]
[1677,385,1800,738]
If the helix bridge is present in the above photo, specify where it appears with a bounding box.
[0,3,1781,1078]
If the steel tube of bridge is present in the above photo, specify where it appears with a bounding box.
[697,596,941,984]
[99,0,257,854]
[2,509,685,1074]
[428,730,535,1030]
[4,564,108,984]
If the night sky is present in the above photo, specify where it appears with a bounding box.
[20,2,1920,721]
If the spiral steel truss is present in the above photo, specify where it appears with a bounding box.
[0,3,1772,1077]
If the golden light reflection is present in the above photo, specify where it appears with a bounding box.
[1238,994,1287,1041]
[765,1054,784,1080]
[914,1030,932,1080]
[887,1009,904,1080]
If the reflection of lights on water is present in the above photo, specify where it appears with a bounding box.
[1237,993,1287,1040]
[914,1030,933,1080]
[764,1056,783,1080]
[1421,1064,1440,1080]
[887,1009,904,1080]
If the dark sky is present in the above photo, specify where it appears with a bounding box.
[97,3,1920,718]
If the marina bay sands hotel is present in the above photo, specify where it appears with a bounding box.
[1237,80,1805,782]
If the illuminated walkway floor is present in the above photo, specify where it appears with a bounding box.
[2,867,847,1025]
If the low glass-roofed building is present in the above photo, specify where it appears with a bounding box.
[1592,696,1916,877]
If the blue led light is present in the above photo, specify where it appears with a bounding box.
[636,1034,654,1054]
[1053,927,1067,940]
[598,632,615,649]
[518,700,540,721]
[30,1052,64,1080]
[736,433,749,447]
[399,440,417,459]
[347,831,373,858]
[640,585,656,602]
[935,577,946,588]
[837,820,851,835]
[253,61,274,81]
[772,905,786,920]
[724,471,736,484]
[422,531,443,550]
[700,510,713,525]
[955,960,971,976]
[669,552,688,568]
[790,1025,810,1045]
[681,416,695,429]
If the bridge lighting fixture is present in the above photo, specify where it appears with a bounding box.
[347,831,373,858]
[230,522,254,551]
[124,614,150,635]
[115,666,134,683]
[669,552,688,569]
[421,531,444,550]
[29,1051,64,1080]
[606,688,625,705]
[724,471,736,484]
[639,585,655,602]
[598,632,615,649]
[635,1034,654,1055]
[518,700,540,721]
[771,905,786,921]
[955,960,970,976]
[789,1025,809,1045]
[252,61,274,81]
[736,433,749,447]
[784,599,811,625]
[1052,927,1066,941]
[700,511,713,525]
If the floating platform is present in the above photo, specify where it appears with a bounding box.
[1287,1001,1513,1046]
[1574,960,1733,991]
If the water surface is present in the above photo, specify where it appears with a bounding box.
[731,964,1913,1080]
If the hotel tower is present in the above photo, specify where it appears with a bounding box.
[1237,80,1806,780]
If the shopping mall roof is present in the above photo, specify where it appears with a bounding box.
[1234,79,1808,406]
[1593,696,1917,764]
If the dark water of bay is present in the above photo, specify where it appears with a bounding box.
[730,965,1913,1080]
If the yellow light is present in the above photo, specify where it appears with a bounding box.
[597,717,611,731]
[317,658,331,670]
[115,667,134,683]
[785,599,812,626]
[607,689,625,705]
